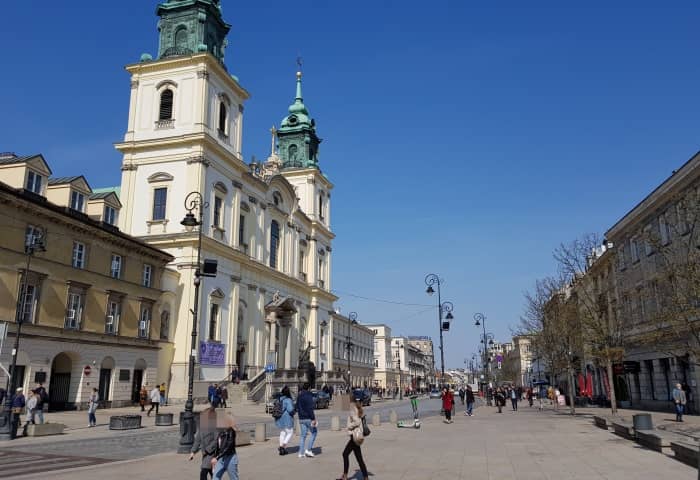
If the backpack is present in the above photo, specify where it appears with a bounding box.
[271,398,283,420]
[215,428,236,457]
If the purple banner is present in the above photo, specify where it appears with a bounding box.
[200,342,226,365]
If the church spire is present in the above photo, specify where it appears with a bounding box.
[277,70,321,170]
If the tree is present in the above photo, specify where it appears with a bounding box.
[554,233,623,415]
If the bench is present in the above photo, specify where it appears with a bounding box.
[635,430,672,452]
[593,416,609,430]
[611,421,634,440]
[25,423,65,437]
[671,441,699,468]
[109,415,142,430]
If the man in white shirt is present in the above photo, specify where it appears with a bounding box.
[147,385,161,416]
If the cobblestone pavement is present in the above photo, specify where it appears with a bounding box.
[21,402,698,480]
[0,449,111,478]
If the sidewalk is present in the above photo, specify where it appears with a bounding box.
[25,403,695,480]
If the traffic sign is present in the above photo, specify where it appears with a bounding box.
[83,365,92,376]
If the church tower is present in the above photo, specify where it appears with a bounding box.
[277,72,321,170]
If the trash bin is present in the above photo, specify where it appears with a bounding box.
[633,413,653,431]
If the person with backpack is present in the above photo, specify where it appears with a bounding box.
[212,412,238,479]
[296,382,317,458]
[274,386,295,455]
[87,388,99,427]
[336,396,369,480]
[190,405,219,480]
[464,385,475,416]
[34,384,48,424]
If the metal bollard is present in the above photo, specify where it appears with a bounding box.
[389,410,398,424]
[255,423,267,442]
[331,416,341,431]
[372,413,381,426]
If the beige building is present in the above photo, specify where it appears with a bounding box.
[504,335,533,387]
[367,324,397,390]
[407,336,435,388]
[329,313,375,389]
[0,153,174,408]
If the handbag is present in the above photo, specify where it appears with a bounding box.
[361,415,371,437]
[352,426,364,445]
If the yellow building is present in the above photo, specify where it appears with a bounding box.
[0,153,175,408]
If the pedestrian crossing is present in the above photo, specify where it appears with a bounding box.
[0,449,112,477]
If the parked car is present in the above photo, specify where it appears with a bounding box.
[429,389,441,399]
[352,388,371,406]
[312,390,330,409]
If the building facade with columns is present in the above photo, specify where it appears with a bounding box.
[329,313,375,389]
[115,0,337,401]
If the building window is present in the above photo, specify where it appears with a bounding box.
[139,304,152,338]
[318,258,325,289]
[26,171,43,194]
[319,194,324,220]
[65,291,84,329]
[106,299,121,334]
[630,238,639,263]
[110,254,122,279]
[152,187,167,221]
[72,242,86,269]
[160,311,170,340]
[270,220,280,268]
[142,264,153,287]
[70,190,85,212]
[238,214,246,250]
[659,213,671,246]
[213,196,223,228]
[25,225,42,253]
[18,279,39,324]
[104,205,118,225]
[218,102,227,134]
[159,89,174,120]
[209,303,219,341]
[299,249,307,281]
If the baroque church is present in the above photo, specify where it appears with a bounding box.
[116,0,340,401]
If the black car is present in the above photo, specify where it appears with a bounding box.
[312,390,330,409]
[352,388,371,406]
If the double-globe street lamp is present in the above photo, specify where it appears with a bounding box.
[425,274,454,386]
[474,313,495,385]
[0,229,46,440]
[395,341,405,400]
[178,191,218,453]
[344,312,358,392]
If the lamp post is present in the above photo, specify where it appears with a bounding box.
[425,274,454,386]
[0,228,46,440]
[345,312,358,392]
[178,191,206,453]
[474,313,494,383]
[395,341,404,400]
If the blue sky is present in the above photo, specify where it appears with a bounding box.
[2,1,700,369]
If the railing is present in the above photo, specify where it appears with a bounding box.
[246,369,267,402]
[155,119,175,129]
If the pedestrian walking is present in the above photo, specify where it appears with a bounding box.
[458,387,465,405]
[526,388,534,407]
[495,388,505,414]
[88,388,99,427]
[10,388,25,439]
[212,384,222,408]
[160,383,167,406]
[34,383,47,424]
[208,383,216,404]
[147,384,161,416]
[211,411,239,479]
[296,382,318,458]
[190,405,219,480]
[22,390,37,436]
[673,383,687,422]
[510,388,519,411]
[221,385,228,409]
[441,387,454,423]
[336,396,369,480]
[464,385,475,416]
[139,385,147,411]
[275,386,295,455]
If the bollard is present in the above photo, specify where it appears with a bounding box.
[389,410,398,424]
[331,416,341,431]
[255,423,267,442]
[372,412,381,426]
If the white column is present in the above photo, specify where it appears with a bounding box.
[231,186,241,248]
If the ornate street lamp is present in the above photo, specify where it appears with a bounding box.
[0,228,46,440]
[345,312,358,392]
[178,192,207,453]
[425,274,455,386]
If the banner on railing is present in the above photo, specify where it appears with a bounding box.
[200,342,226,365]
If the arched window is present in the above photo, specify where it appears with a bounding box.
[159,89,174,120]
[209,303,219,341]
[218,102,227,134]
[160,311,170,340]
[175,27,187,48]
[288,144,298,162]
[270,220,280,268]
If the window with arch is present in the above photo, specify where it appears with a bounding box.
[159,89,174,120]
[218,102,228,134]
[160,311,170,340]
[288,144,298,162]
[209,303,220,341]
[175,27,187,49]
[270,220,280,268]
[272,191,283,207]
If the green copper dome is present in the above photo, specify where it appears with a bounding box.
[278,71,321,170]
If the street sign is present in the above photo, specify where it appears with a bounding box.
[265,363,276,373]
[83,365,92,376]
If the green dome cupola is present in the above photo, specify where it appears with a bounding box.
[156,0,230,67]
[278,71,321,170]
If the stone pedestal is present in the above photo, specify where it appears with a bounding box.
[255,423,267,442]
[372,413,381,426]
[331,416,341,431]
[389,410,398,423]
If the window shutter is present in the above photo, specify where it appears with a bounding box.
[159,90,174,120]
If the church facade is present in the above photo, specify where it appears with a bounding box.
[115,0,341,401]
